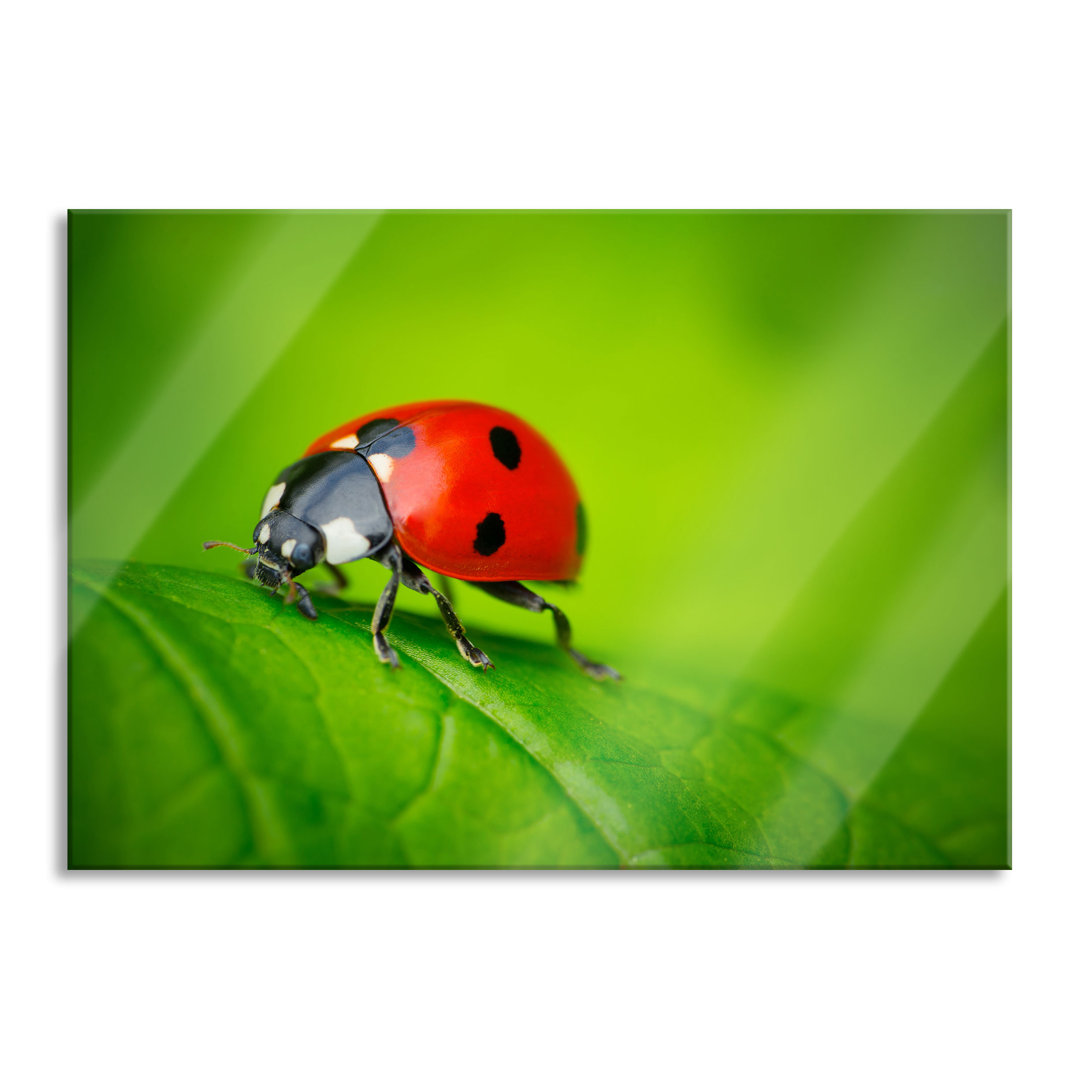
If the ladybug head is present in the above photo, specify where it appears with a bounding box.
[203,509,325,593]
[249,508,325,589]
[205,451,393,601]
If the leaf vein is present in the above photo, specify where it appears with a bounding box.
[72,567,288,865]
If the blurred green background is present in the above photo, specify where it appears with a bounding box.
[69,210,1008,863]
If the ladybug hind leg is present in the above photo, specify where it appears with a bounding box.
[399,556,493,671]
[471,581,621,681]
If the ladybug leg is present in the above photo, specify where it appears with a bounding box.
[371,546,402,668]
[436,574,456,606]
[399,557,493,671]
[282,577,319,619]
[472,581,621,681]
[313,562,349,596]
[293,580,319,620]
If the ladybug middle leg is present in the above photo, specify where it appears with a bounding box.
[471,581,621,681]
[436,574,456,606]
[399,555,493,671]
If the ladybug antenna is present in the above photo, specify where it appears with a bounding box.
[203,539,257,555]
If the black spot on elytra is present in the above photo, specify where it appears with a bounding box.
[473,512,506,556]
[576,501,587,556]
[356,417,416,458]
[356,418,398,443]
[489,426,521,470]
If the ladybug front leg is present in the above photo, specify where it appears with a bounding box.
[292,580,319,620]
[399,557,493,671]
[371,547,402,668]
[471,581,621,681]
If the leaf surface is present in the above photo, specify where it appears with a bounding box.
[69,562,1007,868]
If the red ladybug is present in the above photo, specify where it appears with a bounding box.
[205,400,619,679]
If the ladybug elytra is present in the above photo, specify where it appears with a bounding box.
[205,400,619,680]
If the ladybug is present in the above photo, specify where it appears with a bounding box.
[205,400,619,680]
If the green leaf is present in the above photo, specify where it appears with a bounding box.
[69,562,1007,869]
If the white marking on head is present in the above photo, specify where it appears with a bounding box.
[281,538,297,560]
[320,516,372,564]
[260,482,286,520]
[259,523,271,544]
[367,452,394,483]
[330,435,359,450]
